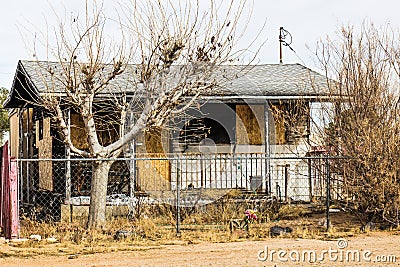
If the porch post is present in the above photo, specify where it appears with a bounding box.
[264,102,271,194]
[18,108,24,204]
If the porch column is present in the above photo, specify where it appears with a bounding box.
[18,108,24,204]
[264,102,271,194]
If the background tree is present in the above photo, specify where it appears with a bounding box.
[317,23,400,226]
[29,0,255,229]
[0,87,9,144]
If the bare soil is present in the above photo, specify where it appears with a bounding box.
[1,232,400,267]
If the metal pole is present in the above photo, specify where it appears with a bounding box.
[284,164,289,202]
[129,140,136,197]
[325,157,330,230]
[308,158,313,202]
[176,160,181,236]
[65,109,71,204]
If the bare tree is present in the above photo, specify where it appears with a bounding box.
[29,0,255,228]
[317,23,400,226]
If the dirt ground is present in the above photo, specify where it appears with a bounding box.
[1,232,400,267]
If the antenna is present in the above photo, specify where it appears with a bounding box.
[279,27,294,63]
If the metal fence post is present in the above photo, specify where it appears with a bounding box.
[325,157,330,230]
[308,158,312,202]
[176,159,181,236]
[284,164,289,202]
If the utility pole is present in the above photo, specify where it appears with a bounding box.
[279,27,284,63]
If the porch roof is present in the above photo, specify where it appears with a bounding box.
[4,60,330,108]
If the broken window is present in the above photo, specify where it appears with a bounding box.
[177,103,236,148]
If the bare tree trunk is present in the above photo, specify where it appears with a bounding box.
[88,160,113,229]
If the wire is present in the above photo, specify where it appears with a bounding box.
[280,27,294,50]
[279,27,307,66]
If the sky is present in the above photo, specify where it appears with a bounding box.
[1,0,400,89]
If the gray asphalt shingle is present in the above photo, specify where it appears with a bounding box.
[5,60,329,107]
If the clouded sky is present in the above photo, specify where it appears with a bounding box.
[1,0,400,88]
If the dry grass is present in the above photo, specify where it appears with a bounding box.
[2,202,399,259]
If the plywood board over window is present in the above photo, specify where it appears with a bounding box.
[70,114,89,150]
[270,104,286,145]
[136,127,171,191]
[35,117,53,191]
[236,104,265,145]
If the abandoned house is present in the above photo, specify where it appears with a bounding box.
[4,60,331,219]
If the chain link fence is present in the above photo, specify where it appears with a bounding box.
[16,154,344,228]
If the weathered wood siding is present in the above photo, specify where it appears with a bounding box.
[36,117,53,191]
[9,111,19,158]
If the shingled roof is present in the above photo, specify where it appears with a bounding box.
[4,60,329,108]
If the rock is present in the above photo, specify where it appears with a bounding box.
[317,218,333,228]
[114,229,134,240]
[361,221,375,232]
[68,254,79,259]
[270,225,293,237]
[46,237,57,243]
[29,234,42,241]
[318,218,326,226]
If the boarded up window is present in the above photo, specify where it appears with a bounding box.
[35,117,53,191]
[270,101,309,145]
[136,127,171,191]
[70,114,89,150]
[236,104,265,145]
[270,104,286,145]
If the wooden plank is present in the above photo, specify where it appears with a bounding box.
[70,114,89,150]
[136,128,171,191]
[270,104,286,145]
[37,118,53,191]
[9,112,19,158]
[236,104,265,145]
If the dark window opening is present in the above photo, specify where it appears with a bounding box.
[203,118,231,144]
[179,117,231,145]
